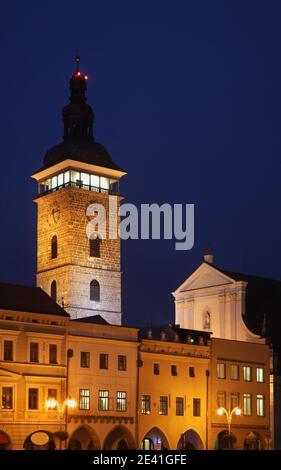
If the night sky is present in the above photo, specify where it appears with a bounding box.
[0,1,281,327]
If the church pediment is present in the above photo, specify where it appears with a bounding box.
[173,262,236,295]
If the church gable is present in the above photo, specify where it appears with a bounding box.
[173,263,236,295]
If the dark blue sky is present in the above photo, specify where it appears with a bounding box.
[0,1,281,327]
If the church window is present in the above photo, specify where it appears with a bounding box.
[89,235,101,258]
[51,280,57,302]
[51,236,57,259]
[90,280,100,302]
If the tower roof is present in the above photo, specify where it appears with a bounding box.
[43,59,124,172]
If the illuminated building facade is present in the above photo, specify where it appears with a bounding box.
[0,64,272,450]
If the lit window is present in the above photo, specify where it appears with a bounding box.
[217,363,226,379]
[159,396,168,415]
[141,438,154,450]
[176,397,184,416]
[90,174,99,189]
[193,398,201,416]
[90,280,100,302]
[79,389,90,410]
[2,387,13,409]
[100,177,109,191]
[3,340,13,361]
[81,172,90,186]
[51,176,57,189]
[243,366,252,382]
[28,388,39,410]
[256,368,264,383]
[64,171,70,184]
[57,173,63,186]
[257,394,265,417]
[98,390,109,411]
[71,170,80,184]
[99,353,108,370]
[45,179,51,191]
[49,344,57,364]
[230,365,239,380]
[141,395,151,414]
[243,393,252,416]
[118,355,127,371]
[217,391,226,408]
[47,388,57,408]
[80,352,90,368]
[116,391,127,412]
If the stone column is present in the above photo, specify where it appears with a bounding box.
[229,293,237,340]
[218,294,226,338]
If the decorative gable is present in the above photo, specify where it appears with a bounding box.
[173,262,236,296]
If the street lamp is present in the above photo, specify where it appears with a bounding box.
[217,406,241,449]
[45,397,77,449]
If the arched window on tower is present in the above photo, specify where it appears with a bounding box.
[51,236,58,259]
[51,280,57,302]
[89,234,102,258]
[90,280,100,302]
[203,311,211,330]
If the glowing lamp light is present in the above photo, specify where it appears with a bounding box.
[45,398,57,409]
[217,407,224,416]
[77,71,81,76]
[85,75,88,80]
[66,397,77,409]
[235,408,241,416]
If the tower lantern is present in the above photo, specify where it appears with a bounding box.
[31,61,126,324]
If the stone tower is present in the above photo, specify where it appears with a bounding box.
[32,61,126,324]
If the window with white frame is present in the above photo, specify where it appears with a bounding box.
[257,394,265,417]
[256,367,265,383]
[243,366,252,382]
[1,386,13,409]
[243,393,252,416]
[217,363,226,379]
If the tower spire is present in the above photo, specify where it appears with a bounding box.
[62,58,94,140]
[75,55,80,73]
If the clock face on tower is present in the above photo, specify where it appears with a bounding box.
[47,202,61,226]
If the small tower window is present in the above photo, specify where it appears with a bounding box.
[51,280,57,302]
[51,236,58,259]
[90,280,100,302]
[89,235,101,258]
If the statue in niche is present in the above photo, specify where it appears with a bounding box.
[203,311,211,329]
